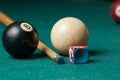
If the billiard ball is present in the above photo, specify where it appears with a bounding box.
[0,11,64,64]
[110,0,120,23]
[50,17,89,55]
[2,21,39,58]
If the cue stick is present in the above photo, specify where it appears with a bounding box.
[0,11,64,64]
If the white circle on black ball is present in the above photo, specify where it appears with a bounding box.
[21,22,33,32]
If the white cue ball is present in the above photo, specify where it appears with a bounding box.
[50,17,89,55]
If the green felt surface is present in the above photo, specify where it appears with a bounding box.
[0,0,120,80]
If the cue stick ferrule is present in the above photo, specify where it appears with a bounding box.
[37,41,64,64]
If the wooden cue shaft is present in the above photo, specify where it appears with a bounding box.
[37,41,61,61]
[0,11,14,26]
[0,11,63,63]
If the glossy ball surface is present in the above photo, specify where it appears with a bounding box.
[110,1,120,23]
[2,21,39,58]
[51,17,89,55]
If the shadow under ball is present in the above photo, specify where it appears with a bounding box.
[2,21,39,58]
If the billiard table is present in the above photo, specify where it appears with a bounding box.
[0,0,119,80]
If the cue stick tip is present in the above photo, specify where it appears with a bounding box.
[55,56,65,64]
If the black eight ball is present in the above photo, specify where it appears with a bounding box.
[2,21,39,58]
